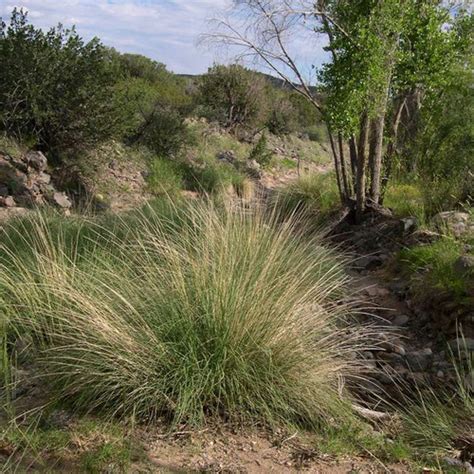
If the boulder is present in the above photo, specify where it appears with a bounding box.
[0,196,16,208]
[25,151,48,172]
[51,192,72,209]
[400,216,418,233]
[453,255,474,277]
[433,211,472,237]
[406,348,433,370]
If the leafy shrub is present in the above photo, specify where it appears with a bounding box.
[0,9,123,160]
[248,133,273,168]
[0,202,369,428]
[198,64,268,132]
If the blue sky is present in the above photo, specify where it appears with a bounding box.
[1,0,328,75]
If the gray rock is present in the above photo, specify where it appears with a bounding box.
[52,192,72,209]
[433,211,471,237]
[453,255,474,277]
[401,216,418,233]
[448,338,474,352]
[0,196,15,207]
[406,348,433,370]
[25,151,48,171]
[392,314,410,326]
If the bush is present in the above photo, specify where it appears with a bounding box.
[198,64,268,132]
[0,202,369,428]
[248,133,273,168]
[0,9,122,160]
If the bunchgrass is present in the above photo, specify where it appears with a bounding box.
[397,237,472,301]
[0,200,371,430]
[275,172,340,221]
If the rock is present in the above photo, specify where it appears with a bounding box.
[406,348,433,370]
[453,255,474,277]
[433,211,471,237]
[356,255,383,271]
[37,172,51,185]
[51,192,72,209]
[0,184,8,197]
[392,314,410,326]
[365,286,390,297]
[401,216,418,233]
[246,159,262,178]
[406,229,440,246]
[217,151,236,165]
[0,196,16,207]
[25,151,48,171]
[448,338,474,352]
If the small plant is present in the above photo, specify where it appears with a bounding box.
[147,157,183,197]
[248,133,273,168]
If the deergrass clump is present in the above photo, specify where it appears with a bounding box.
[276,172,339,220]
[0,201,369,429]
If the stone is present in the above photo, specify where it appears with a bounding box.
[365,286,390,297]
[448,338,474,352]
[453,255,474,277]
[37,172,51,185]
[52,192,72,209]
[356,255,383,271]
[406,229,440,246]
[392,314,410,326]
[0,196,15,207]
[25,151,47,171]
[406,348,433,370]
[433,211,471,237]
[0,184,8,197]
[401,216,418,233]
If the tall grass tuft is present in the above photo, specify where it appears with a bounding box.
[0,201,371,428]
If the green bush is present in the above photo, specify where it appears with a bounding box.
[0,9,123,160]
[0,202,369,428]
[248,133,273,168]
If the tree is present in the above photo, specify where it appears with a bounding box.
[0,9,122,161]
[204,0,467,221]
[198,64,268,132]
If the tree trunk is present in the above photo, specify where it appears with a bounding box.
[368,112,386,205]
[327,124,345,204]
[338,133,351,199]
[356,111,369,222]
[349,136,358,187]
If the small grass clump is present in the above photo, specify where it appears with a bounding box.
[384,182,427,221]
[397,237,472,301]
[146,157,184,197]
[0,201,369,430]
[276,172,340,220]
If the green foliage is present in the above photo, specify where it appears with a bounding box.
[276,173,340,219]
[0,9,122,160]
[249,133,273,168]
[398,237,473,302]
[198,64,268,132]
[0,202,368,429]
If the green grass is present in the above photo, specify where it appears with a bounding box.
[275,172,340,221]
[384,182,427,222]
[146,157,184,197]
[0,199,370,430]
[397,237,473,301]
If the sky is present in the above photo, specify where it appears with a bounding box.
[0,0,328,75]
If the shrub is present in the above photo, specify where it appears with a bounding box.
[248,133,273,168]
[0,202,369,429]
[198,64,268,132]
[0,9,122,160]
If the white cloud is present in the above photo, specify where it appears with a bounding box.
[1,0,328,75]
